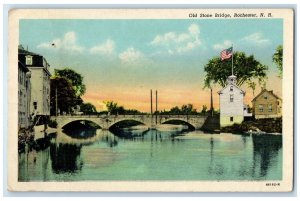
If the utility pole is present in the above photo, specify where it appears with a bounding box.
[150,89,153,115]
[210,88,214,117]
[55,87,58,117]
[231,44,234,76]
[155,90,158,124]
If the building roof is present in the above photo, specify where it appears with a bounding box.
[217,83,246,95]
[18,47,50,70]
[18,60,29,72]
[18,48,41,56]
[251,89,282,102]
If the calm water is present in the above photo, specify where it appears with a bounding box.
[18,127,282,181]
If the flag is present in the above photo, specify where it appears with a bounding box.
[220,47,233,61]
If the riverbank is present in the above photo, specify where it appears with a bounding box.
[18,126,57,153]
[18,128,34,153]
[221,117,282,134]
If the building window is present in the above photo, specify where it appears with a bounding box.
[25,55,33,65]
[33,102,37,110]
[230,117,233,122]
[264,94,268,99]
[268,104,273,112]
[259,104,263,112]
[230,94,234,102]
[230,86,233,92]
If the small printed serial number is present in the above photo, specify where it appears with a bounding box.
[266,183,280,186]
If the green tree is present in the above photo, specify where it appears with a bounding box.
[55,68,86,96]
[126,109,143,115]
[80,103,97,114]
[247,80,257,97]
[272,45,283,77]
[117,106,125,115]
[181,104,197,115]
[201,105,207,114]
[50,77,83,115]
[169,106,181,114]
[104,101,143,115]
[104,101,119,114]
[204,51,268,88]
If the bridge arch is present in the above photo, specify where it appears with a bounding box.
[107,119,147,129]
[161,119,196,130]
[53,115,208,130]
[61,119,102,130]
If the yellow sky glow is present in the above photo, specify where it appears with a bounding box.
[82,72,282,112]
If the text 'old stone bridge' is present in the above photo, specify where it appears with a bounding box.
[52,114,210,130]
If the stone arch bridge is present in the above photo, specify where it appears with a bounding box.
[52,114,209,130]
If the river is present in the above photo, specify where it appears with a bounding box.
[18,126,282,181]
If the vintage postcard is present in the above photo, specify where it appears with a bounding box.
[8,8,294,192]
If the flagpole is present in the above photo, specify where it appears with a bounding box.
[231,44,234,76]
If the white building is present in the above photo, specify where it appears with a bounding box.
[18,61,31,129]
[218,75,245,127]
[18,48,51,122]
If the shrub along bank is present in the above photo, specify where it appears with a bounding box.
[221,118,282,134]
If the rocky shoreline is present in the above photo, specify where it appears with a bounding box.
[221,118,282,134]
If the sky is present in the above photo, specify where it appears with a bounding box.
[20,19,283,112]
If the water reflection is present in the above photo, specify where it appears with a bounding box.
[252,135,282,179]
[50,143,83,174]
[103,133,118,147]
[18,145,51,181]
[109,126,149,139]
[203,133,282,180]
[63,128,98,139]
[18,126,282,181]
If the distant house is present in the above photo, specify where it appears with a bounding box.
[252,89,282,119]
[218,75,245,127]
[18,47,51,122]
[18,60,31,129]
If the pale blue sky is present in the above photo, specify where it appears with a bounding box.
[19,19,283,111]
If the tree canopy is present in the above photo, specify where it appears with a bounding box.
[104,101,144,115]
[160,104,198,115]
[50,77,83,115]
[80,103,97,114]
[204,51,268,88]
[272,45,283,77]
[200,105,207,114]
[54,68,86,96]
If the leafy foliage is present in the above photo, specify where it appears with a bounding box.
[104,101,144,115]
[54,68,86,96]
[204,51,268,88]
[181,104,197,115]
[160,104,198,115]
[272,45,283,77]
[50,77,83,115]
[80,103,97,114]
[247,80,257,96]
[201,105,207,114]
